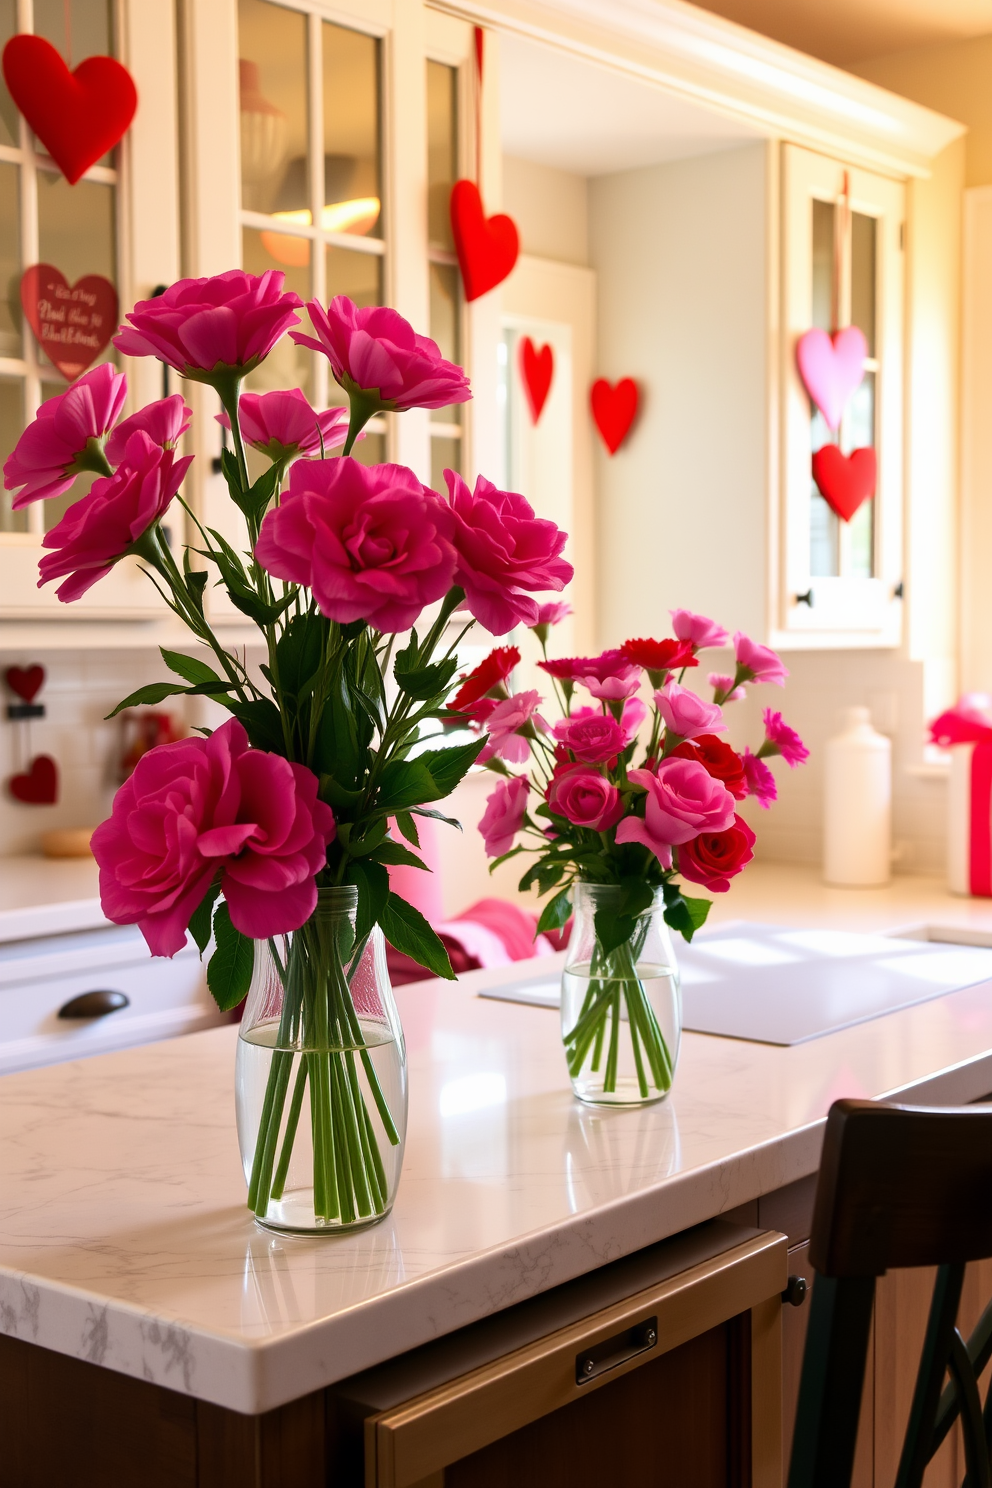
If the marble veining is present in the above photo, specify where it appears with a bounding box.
[3,867,992,1413]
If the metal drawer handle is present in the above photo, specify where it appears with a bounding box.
[575,1315,657,1385]
[57,990,130,1019]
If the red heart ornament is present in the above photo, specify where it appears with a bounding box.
[20,265,118,381]
[2,35,137,185]
[450,180,519,303]
[520,337,553,424]
[9,755,59,805]
[812,444,877,522]
[4,665,45,703]
[591,378,638,455]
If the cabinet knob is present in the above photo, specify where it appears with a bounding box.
[782,1275,809,1307]
[57,990,130,1020]
[794,589,814,608]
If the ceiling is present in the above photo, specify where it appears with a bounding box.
[499,31,759,176]
[684,0,992,67]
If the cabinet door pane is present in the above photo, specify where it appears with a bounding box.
[238,0,306,218]
[429,261,461,426]
[325,244,380,311]
[242,226,312,396]
[0,0,17,147]
[323,21,381,240]
[811,199,834,333]
[851,212,877,358]
[0,160,19,358]
[0,377,26,532]
[427,60,457,253]
[37,173,115,287]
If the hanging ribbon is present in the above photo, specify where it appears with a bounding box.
[473,26,484,186]
[931,702,992,896]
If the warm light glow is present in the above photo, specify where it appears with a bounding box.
[259,198,382,267]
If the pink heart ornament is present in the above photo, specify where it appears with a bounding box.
[796,327,867,432]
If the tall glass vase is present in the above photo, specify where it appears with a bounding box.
[561,882,681,1107]
[235,886,407,1234]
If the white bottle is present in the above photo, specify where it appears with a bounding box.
[823,707,892,887]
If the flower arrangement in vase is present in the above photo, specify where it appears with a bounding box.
[3,273,571,1233]
[456,610,808,1106]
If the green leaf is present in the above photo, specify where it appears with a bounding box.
[593,907,639,956]
[347,817,389,857]
[206,902,255,1010]
[536,887,572,936]
[346,859,390,944]
[160,647,221,687]
[276,613,328,697]
[228,697,285,753]
[105,681,189,718]
[394,810,420,848]
[662,886,711,943]
[394,633,459,702]
[314,663,374,788]
[371,840,427,871]
[188,881,220,957]
[415,738,487,797]
[380,893,455,980]
[409,806,462,830]
[376,738,485,812]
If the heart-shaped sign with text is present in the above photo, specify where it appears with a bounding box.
[812,444,877,522]
[4,665,45,703]
[450,180,519,303]
[520,337,553,424]
[591,378,638,455]
[9,755,58,805]
[20,265,118,381]
[796,327,867,432]
[2,35,137,185]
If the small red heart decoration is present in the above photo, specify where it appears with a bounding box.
[9,755,59,805]
[20,265,118,381]
[5,665,45,703]
[2,35,137,185]
[450,180,519,303]
[520,337,553,424]
[812,444,877,522]
[591,378,638,455]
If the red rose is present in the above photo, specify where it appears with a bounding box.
[677,815,756,892]
[673,734,746,799]
[449,645,520,719]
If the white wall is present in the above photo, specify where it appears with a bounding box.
[503,155,589,266]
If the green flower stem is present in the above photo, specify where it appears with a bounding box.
[271,1058,308,1201]
[563,933,674,1097]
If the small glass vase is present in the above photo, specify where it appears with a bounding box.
[235,885,407,1235]
[561,882,681,1107]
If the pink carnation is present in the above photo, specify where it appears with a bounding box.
[742,748,777,807]
[255,456,457,633]
[217,388,352,461]
[38,432,192,603]
[615,760,736,867]
[444,470,572,636]
[655,681,724,740]
[546,767,623,832]
[553,709,627,764]
[91,718,336,957]
[479,775,529,858]
[535,601,571,627]
[478,690,547,764]
[105,394,192,466]
[4,364,127,507]
[290,296,471,412]
[762,709,809,767]
[114,270,302,379]
[709,672,745,703]
[733,631,788,686]
[670,609,729,650]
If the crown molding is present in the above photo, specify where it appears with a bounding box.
[429,0,965,177]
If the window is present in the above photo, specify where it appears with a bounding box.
[426,58,462,491]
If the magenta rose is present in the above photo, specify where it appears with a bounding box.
[761,708,809,766]
[733,631,788,686]
[291,296,471,412]
[217,388,352,462]
[4,364,127,507]
[444,470,573,636]
[615,760,736,867]
[255,456,457,632]
[478,690,547,765]
[479,775,529,858]
[114,270,302,380]
[655,681,724,740]
[105,394,192,466]
[91,718,336,957]
[554,709,627,764]
[742,747,777,807]
[678,815,756,892]
[547,767,624,832]
[670,609,729,650]
[38,432,192,602]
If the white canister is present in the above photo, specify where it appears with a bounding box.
[823,707,892,887]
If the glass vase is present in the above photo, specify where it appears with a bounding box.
[235,886,407,1235]
[561,882,681,1107]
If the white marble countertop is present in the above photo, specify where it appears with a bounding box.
[4,865,992,1415]
[0,854,103,942]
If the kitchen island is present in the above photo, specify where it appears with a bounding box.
[3,866,992,1485]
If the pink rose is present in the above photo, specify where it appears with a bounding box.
[217,388,352,461]
[38,432,192,602]
[708,672,745,702]
[678,815,756,892]
[553,709,627,764]
[655,681,724,740]
[479,775,529,858]
[615,760,736,867]
[547,766,624,832]
[742,748,777,807]
[290,296,471,412]
[621,696,648,742]
[255,456,457,633]
[670,609,729,650]
[478,690,547,764]
[91,718,336,957]
[105,394,192,466]
[444,470,573,636]
[4,364,127,508]
[761,709,808,766]
[733,631,788,686]
[114,270,302,379]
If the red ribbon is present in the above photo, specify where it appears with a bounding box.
[931,706,992,896]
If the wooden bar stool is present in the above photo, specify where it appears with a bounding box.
[788,1098,992,1488]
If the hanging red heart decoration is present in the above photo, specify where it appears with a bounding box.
[520,337,553,424]
[591,378,638,455]
[450,180,519,302]
[796,327,867,432]
[812,444,877,523]
[9,755,59,805]
[20,265,118,381]
[4,665,45,703]
[1,35,137,185]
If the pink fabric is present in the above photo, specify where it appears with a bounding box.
[114,270,302,376]
[5,364,127,507]
[105,394,191,465]
[448,898,553,963]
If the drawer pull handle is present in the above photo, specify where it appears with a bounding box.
[575,1316,657,1385]
[57,990,130,1019]
[783,1275,809,1307]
